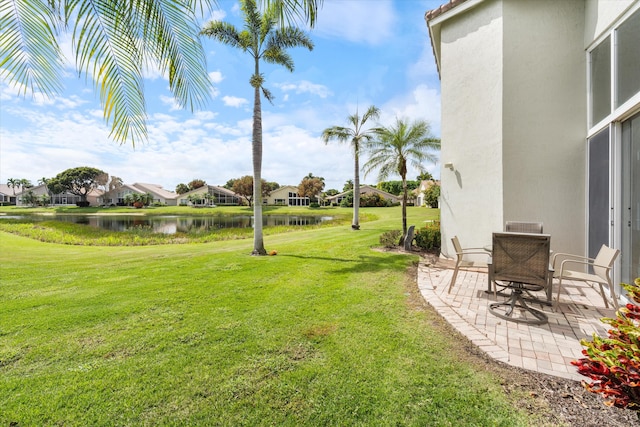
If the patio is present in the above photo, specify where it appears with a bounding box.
[417,257,617,381]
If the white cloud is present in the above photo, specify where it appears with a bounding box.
[313,0,396,45]
[276,80,332,98]
[381,84,441,137]
[209,70,224,84]
[159,94,182,111]
[222,96,249,107]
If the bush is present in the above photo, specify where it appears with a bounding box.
[76,201,90,207]
[309,202,320,208]
[572,278,640,415]
[414,221,441,251]
[380,230,402,248]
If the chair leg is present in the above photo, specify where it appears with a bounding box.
[448,263,461,294]
[608,280,619,310]
[595,283,609,308]
[555,277,564,308]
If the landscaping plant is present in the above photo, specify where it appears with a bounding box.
[414,221,441,252]
[572,277,640,417]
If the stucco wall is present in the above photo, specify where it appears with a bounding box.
[585,0,637,46]
[439,0,505,257]
[502,0,586,255]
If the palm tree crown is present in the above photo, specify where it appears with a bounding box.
[201,0,313,255]
[365,118,441,239]
[322,105,380,229]
[1,0,320,146]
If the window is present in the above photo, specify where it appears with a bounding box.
[616,8,640,108]
[590,36,611,125]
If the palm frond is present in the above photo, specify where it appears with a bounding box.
[143,0,212,111]
[262,48,293,71]
[72,0,147,144]
[261,86,274,104]
[0,0,64,96]
[322,126,352,144]
[271,27,314,50]
[263,0,322,28]
[201,21,243,49]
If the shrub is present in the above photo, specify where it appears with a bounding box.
[76,201,90,207]
[309,202,320,208]
[414,221,441,251]
[572,278,640,416]
[380,230,402,248]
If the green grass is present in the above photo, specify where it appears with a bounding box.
[1,207,539,426]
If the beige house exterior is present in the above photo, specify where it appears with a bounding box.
[426,0,640,293]
[17,184,103,206]
[177,185,241,206]
[131,183,178,206]
[265,185,312,206]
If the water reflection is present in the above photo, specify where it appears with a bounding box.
[9,214,332,234]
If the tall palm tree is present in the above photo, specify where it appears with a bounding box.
[202,0,313,255]
[364,118,440,241]
[6,178,19,195]
[322,105,380,230]
[1,0,320,146]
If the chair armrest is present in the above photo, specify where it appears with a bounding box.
[552,252,595,269]
[459,250,491,256]
[558,258,611,275]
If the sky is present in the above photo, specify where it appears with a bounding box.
[0,0,444,193]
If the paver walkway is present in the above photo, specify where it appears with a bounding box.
[417,258,617,381]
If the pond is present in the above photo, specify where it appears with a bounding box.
[0,214,334,234]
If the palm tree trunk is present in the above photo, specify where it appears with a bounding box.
[400,177,408,244]
[251,65,266,255]
[352,151,360,230]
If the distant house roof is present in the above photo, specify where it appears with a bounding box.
[0,184,15,196]
[132,183,177,200]
[326,185,401,202]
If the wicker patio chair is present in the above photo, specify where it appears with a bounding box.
[448,236,491,294]
[505,221,543,234]
[488,232,553,325]
[552,244,620,309]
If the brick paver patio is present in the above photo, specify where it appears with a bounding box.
[417,258,618,381]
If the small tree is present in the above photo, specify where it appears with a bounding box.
[188,179,206,191]
[231,175,269,207]
[298,176,324,204]
[175,183,190,194]
[50,166,106,205]
[424,182,441,208]
[417,171,434,181]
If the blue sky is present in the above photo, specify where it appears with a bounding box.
[0,0,443,192]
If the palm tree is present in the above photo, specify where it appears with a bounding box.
[6,178,19,195]
[202,0,313,255]
[1,0,320,146]
[364,118,441,242]
[322,105,380,230]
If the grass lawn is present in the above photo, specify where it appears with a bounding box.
[1,206,540,426]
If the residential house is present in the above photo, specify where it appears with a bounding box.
[425,0,639,292]
[16,184,103,206]
[415,180,440,207]
[265,185,313,206]
[326,185,401,206]
[177,185,241,206]
[131,183,178,206]
[100,184,147,206]
[0,184,17,205]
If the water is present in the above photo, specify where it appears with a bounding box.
[0,214,333,234]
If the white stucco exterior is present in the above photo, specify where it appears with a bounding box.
[427,0,640,274]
